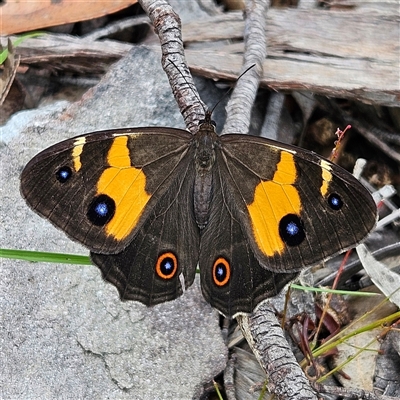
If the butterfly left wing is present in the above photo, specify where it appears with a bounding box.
[199,134,377,317]
[21,127,200,306]
[218,134,377,273]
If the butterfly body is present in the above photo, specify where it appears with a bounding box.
[21,116,377,318]
[193,118,217,228]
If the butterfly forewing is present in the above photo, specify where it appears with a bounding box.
[218,134,377,273]
[21,128,193,254]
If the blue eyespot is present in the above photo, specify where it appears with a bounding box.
[87,194,115,226]
[286,221,300,236]
[328,193,343,210]
[56,166,72,183]
[162,259,174,274]
[279,214,305,246]
[216,265,225,279]
[95,202,109,216]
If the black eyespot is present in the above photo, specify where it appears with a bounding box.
[156,253,178,279]
[328,193,343,210]
[212,257,231,287]
[56,166,72,183]
[87,194,115,226]
[279,214,305,246]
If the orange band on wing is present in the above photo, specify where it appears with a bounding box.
[247,151,301,256]
[96,136,150,240]
[72,137,86,172]
[320,159,333,197]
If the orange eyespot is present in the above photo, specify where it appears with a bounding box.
[155,252,178,280]
[212,257,231,287]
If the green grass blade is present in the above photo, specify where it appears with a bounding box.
[0,248,91,265]
[0,32,44,64]
[290,283,379,297]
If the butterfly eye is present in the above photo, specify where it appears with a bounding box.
[212,257,231,287]
[87,194,116,226]
[279,214,305,247]
[156,252,178,280]
[327,193,343,210]
[198,119,217,127]
[56,166,72,183]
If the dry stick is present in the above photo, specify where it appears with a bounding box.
[82,15,151,41]
[238,302,317,399]
[139,0,205,133]
[223,352,237,400]
[222,0,267,135]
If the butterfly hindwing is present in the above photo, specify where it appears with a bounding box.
[199,161,298,317]
[21,128,193,254]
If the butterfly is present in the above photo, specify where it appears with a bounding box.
[20,111,377,318]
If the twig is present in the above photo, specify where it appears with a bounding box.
[222,0,268,135]
[139,0,205,133]
[82,15,151,41]
[261,91,285,139]
[237,302,317,399]
[223,353,237,400]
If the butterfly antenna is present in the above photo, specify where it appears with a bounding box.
[167,59,208,117]
[168,60,256,125]
[209,64,256,117]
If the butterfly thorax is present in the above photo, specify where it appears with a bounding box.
[193,117,218,229]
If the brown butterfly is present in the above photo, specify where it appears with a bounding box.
[21,112,377,318]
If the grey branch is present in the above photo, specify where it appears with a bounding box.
[222,0,268,135]
[139,0,205,132]
[237,302,317,399]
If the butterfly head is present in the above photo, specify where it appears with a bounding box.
[197,110,217,132]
